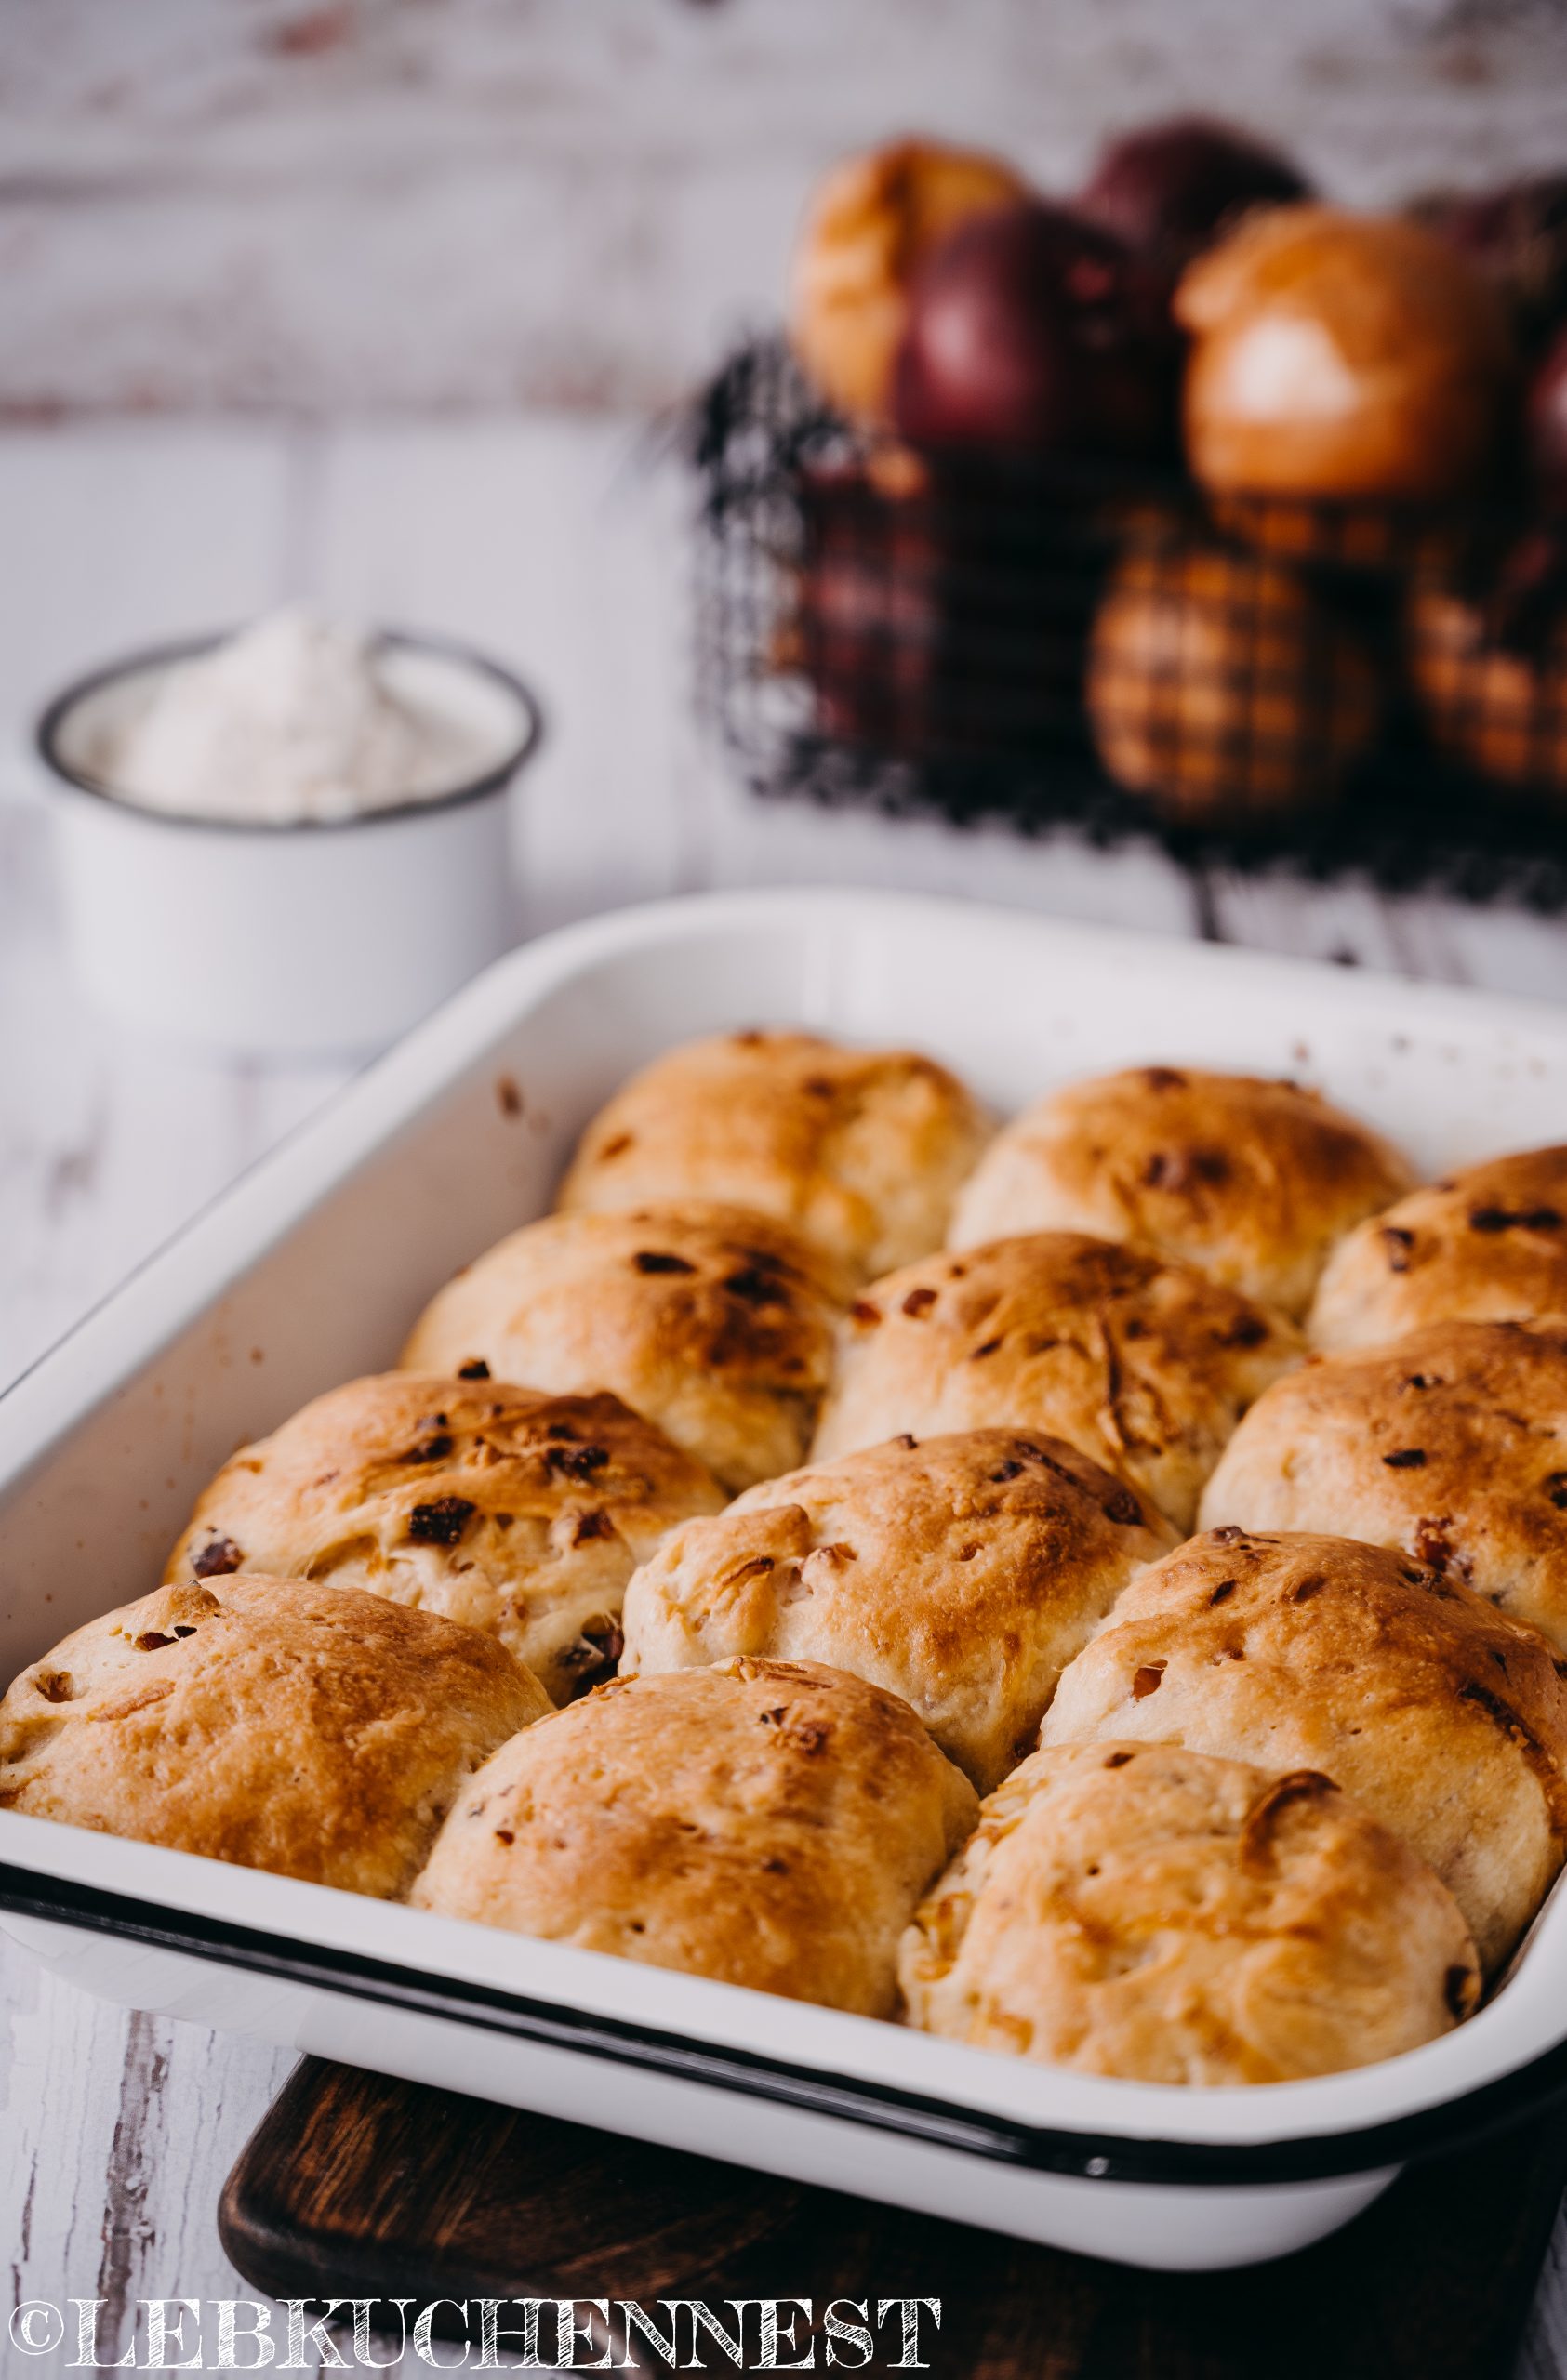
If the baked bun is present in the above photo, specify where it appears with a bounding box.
[166,1376,725,1706]
[1177,206,1515,503]
[1042,1528,1567,1969]
[411,1657,977,2016]
[0,1575,546,1897]
[401,1205,852,1493]
[1200,1320,1567,1657]
[811,1233,1299,1531]
[899,1740,1479,2082]
[950,1066,1412,1317]
[621,1428,1176,1792]
[557,1029,989,1284]
[1309,1145,1567,1350]
[1086,540,1382,825]
[791,139,1029,425]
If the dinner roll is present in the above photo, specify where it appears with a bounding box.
[557,1030,990,1284]
[1042,1529,1567,1969]
[621,1428,1176,1791]
[401,1205,852,1493]
[811,1233,1299,1531]
[899,1741,1480,2082]
[1310,1146,1567,1350]
[166,1376,725,1706]
[0,1575,547,1897]
[412,1658,978,2016]
[950,1067,1412,1318]
[1200,1322,1567,1656]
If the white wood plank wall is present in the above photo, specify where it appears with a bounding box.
[4,0,1567,419]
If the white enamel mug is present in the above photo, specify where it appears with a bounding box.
[33,630,544,1059]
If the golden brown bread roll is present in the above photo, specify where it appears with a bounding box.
[412,1657,978,2016]
[165,1376,725,1706]
[811,1232,1300,1531]
[950,1065,1412,1316]
[557,1029,990,1284]
[1310,1145,1567,1350]
[401,1204,852,1493]
[620,1428,1176,1791]
[899,1740,1480,2082]
[791,139,1029,425]
[1200,1321,1567,1656]
[0,1575,548,1897]
[1085,539,1382,825]
[1042,1528,1567,1969]
[1177,205,1515,504]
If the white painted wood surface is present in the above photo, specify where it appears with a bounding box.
[6,0,1567,419]
[5,416,1567,2370]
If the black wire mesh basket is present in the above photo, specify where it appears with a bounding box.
[690,335,1567,908]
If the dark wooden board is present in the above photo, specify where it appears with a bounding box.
[221,2057,1567,2377]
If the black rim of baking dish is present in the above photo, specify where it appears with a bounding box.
[4,1863,1565,2187]
[34,628,545,834]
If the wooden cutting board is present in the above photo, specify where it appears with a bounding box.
[219,2057,1567,2377]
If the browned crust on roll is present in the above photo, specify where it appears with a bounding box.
[0,1574,548,1897]
[622,1426,1175,1791]
[166,1375,726,1705]
[812,1231,1300,1531]
[1311,1146,1567,1351]
[559,1029,991,1284]
[1042,1527,1567,1970]
[900,1739,1480,2082]
[951,1065,1412,1318]
[412,1656,978,2016]
[1201,1319,1567,1656]
[402,1203,853,1492]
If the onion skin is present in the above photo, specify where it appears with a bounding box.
[1088,538,1381,826]
[1177,205,1516,504]
[790,139,1029,427]
[893,200,1179,461]
[1414,175,1567,358]
[1530,327,1567,514]
[1081,116,1310,264]
[1409,572,1567,800]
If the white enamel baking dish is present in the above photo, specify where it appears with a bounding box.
[7,887,1567,2274]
